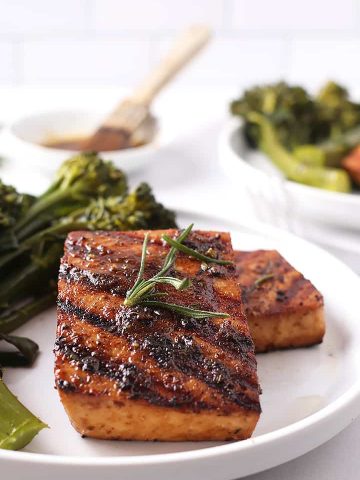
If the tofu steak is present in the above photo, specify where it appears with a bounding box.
[235,250,325,353]
[55,230,261,441]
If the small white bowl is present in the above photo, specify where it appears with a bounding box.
[0,109,168,175]
[218,119,360,232]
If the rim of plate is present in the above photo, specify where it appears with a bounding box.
[1,209,360,467]
[219,118,360,205]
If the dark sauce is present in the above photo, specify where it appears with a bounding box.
[43,136,88,151]
[43,135,147,152]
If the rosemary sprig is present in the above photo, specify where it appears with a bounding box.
[124,225,193,307]
[162,234,233,265]
[141,301,230,319]
[123,224,230,319]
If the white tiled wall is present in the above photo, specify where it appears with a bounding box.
[0,0,360,89]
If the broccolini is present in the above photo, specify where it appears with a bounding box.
[231,81,360,191]
[0,153,177,451]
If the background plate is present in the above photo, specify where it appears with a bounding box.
[1,210,360,480]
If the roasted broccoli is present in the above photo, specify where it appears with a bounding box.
[14,152,128,241]
[0,181,176,332]
[0,181,35,252]
[316,81,360,138]
[248,112,351,193]
[75,183,177,231]
[230,81,323,149]
[0,181,35,230]
[231,81,360,191]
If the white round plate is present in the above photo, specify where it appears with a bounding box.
[1,210,360,480]
[218,119,360,231]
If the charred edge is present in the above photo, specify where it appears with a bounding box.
[55,337,212,411]
[57,299,260,411]
[57,297,257,375]
[280,274,323,306]
[182,232,230,256]
[57,379,77,393]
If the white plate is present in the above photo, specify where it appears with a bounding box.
[1,210,360,480]
[218,119,360,231]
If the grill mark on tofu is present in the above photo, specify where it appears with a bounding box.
[56,310,256,413]
[55,337,172,407]
[57,299,260,411]
[55,336,214,411]
[58,269,256,363]
[57,276,257,375]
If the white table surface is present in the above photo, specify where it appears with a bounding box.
[0,85,359,480]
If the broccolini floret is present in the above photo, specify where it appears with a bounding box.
[0,181,35,230]
[14,152,128,240]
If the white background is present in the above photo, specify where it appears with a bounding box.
[0,0,359,90]
[0,1,360,480]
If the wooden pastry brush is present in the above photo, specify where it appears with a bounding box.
[81,25,212,152]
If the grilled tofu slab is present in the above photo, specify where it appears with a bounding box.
[55,230,261,441]
[235,250,325,353]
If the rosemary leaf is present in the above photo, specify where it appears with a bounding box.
[126,232,150,299]
[155,223,194,277]
[124,224,230,320]
[152,276,191,290]
[254,273,274,287]
[162,234,233,265]
[140,300,230,319]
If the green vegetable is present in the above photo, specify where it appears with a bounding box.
[0,294,55,334]
[124,225,230,319]
[230,81,323,149]
[292,145,326,167]
[314,124,360,167]
[140,301,230,319]
[0,183,176,314]
[231,81,360,151]
[124,226,193,307]
[248,112,351,193]
[14,152,128,242]
[0,335,46,450]
[0,181,35,252]
[68,182,177,231]
[0,332,39,367]
[0,378,47,450]
[0,161,176,325]
[316,81,360,138]
[0,153,176,451]
[230,80,360,190]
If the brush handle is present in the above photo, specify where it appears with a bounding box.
[130,25,212,106]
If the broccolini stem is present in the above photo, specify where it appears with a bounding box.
[0,379,47,450]
[0,221,85,272]
[0,293,56,334]
[249,112,351,193]
[14,189,77,237]
[0,263,49,310]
